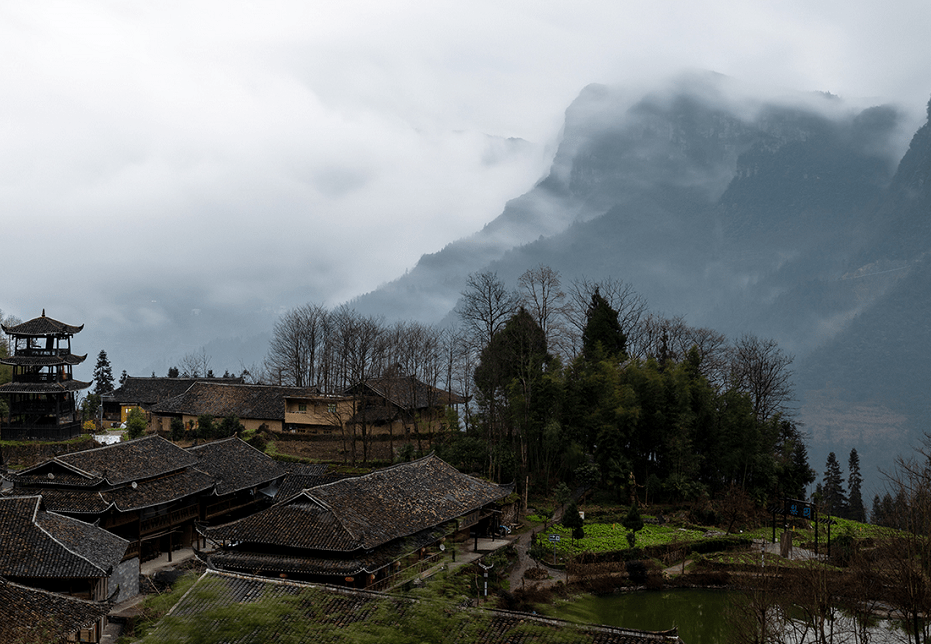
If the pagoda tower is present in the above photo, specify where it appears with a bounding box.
[0,310,91,440]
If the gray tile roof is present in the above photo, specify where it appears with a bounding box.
[205,454,510,552]
[150,570,684,643]
[187,437,285,496]
[0,577,111,641]
[1,312,83,337]
[151,382,318,421]
[0,496,128,579]
[104,376,244,407]
[52,435,198,484]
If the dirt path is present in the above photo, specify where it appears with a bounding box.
[508,485,590,591]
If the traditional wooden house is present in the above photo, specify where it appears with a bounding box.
[148,569,685,643]
[0,495,130,642]
[100,375,244,426]
[343,375,467,438]
[0,311,90,441]
[186,437,288,523]
[0,577,113,644]
[148,382,319,434]
[3,435,214,564]
[282,393,352,435]
[201,454,511,589]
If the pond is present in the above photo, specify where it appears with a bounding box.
[544,588,907,644]
[544,588,733,644]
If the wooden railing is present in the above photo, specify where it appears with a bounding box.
[140,504,199,534]
[368,551,445,592]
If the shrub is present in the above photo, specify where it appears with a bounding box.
[626,560,647,584]
[126,408,147,439]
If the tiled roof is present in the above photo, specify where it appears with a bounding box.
[0,577,111,640]
[11,488,110,515]
[206,454,509,552]
[348,376,468,410]
[0,353,87,367]
[1,313,83,337]
[0,496,128,579]
[187,437,285,496]
[150,570,684,643]
[104,376,244,406]
[151,382,318,421]
[101,469,215,512]
[35,511,129,572]
[275,463,338,502]
[0,379,91,394]
[207,498,355,551]
[52,435,198,485]
[206,523,448,577]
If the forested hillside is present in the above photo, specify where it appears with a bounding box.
[351,74,931,494]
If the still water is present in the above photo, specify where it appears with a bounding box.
[545,588,905,644]
[546,588,732,644]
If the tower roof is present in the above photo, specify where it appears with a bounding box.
[1,310,84,337]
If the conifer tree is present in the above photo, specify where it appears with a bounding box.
[821,452,847,517]
[580,288,626,362]
[92,350,115,396]
[847,448,866,522]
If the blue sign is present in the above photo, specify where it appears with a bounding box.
[549,534,560,542]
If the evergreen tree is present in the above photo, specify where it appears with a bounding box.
[580,289,626,362]
[821,452,847,517]
[622,503,644,549]
[167,366,179,378]
[119,370,128,386]
[847,448,866,522]
[92,350,115,395]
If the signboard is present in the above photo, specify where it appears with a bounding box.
[784,499,814,519]
[548,534,560,542]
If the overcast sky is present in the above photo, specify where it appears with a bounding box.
[3,0,930,375]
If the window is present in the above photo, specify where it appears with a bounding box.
[328,404,337,414]
[298,404,307,412]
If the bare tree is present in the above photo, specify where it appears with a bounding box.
[873,444,931,644]
[178,349,211,378]
[728,334,794,424]
[518,265,569,357]
[456,271,518,349]
[263,303,328,387]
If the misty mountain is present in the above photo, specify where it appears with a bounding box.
[352,72,930,495]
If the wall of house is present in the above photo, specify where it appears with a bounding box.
[110,557,140,603]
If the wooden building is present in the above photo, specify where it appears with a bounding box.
[343,376,467,438]
[0,496,130,642]
[0,577,113,644]
[3,435,292,566]
[201,454,511,589]
[100,375,244,427]
[0,311,90,441]
[148,382,319,434]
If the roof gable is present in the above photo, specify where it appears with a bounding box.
[0,496,128,579]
